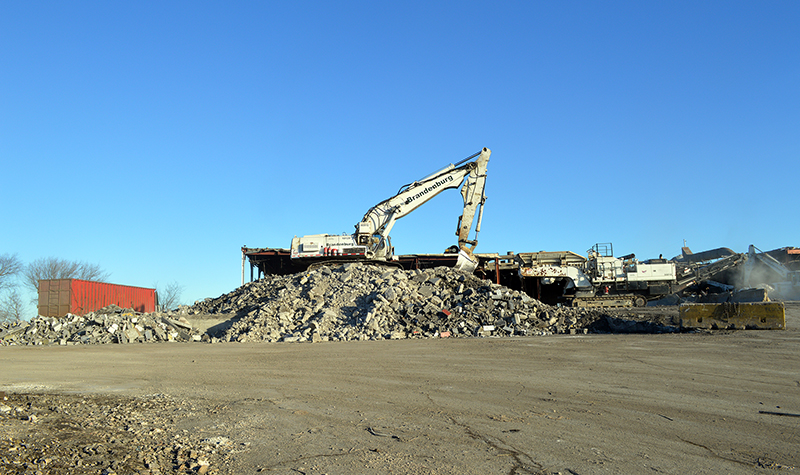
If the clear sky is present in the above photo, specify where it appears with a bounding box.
[2,1,798,314]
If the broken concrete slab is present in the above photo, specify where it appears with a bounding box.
[1,310,202,346]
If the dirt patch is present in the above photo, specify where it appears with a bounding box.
[0,392,236,475]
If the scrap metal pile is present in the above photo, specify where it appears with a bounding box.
[0,304,202,346]
[190,263,674,343]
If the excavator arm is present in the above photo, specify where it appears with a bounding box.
[354,147,491,269]
[456,149,489,250]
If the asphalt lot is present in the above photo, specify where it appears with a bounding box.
[2,303,798,474]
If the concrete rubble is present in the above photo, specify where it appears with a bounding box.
[2,264,678,347]
[0,304,202,346]
[189,263,668,343]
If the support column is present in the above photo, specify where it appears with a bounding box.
[241,248,246,286]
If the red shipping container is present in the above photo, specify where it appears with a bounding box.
[38,279,157,317]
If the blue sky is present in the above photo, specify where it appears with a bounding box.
[2,1,798,313]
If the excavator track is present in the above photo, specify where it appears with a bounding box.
[306,259,404,272]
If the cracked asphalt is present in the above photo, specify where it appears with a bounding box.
[2,303,799,474]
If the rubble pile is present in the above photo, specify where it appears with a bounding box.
[0,305,202,346]
[189,263,623,343]
[2,264,677,347]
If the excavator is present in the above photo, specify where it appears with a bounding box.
[290,147,491,272]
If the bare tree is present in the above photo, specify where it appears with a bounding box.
[0,289,25,322]
[22,257,111,294]
[0,253,23,290]
[155,281,184,311]
[0,254,25,321]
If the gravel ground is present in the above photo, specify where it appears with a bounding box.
[0,391,244,475]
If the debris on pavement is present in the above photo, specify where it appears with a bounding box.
[0,392,232,475]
